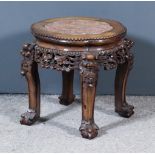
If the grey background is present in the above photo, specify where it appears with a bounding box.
[0,1,155,95]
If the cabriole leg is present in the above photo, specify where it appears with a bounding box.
[115,53,134,118]
[20,43,40,125]
[79,58,99,139]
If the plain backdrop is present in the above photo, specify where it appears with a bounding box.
[0,1,155,95]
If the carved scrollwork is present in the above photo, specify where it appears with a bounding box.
[34,45,81,72]
[80,58,99,88]
[97,39,134,70]
[21,38,134,73]
[21,43,36,76]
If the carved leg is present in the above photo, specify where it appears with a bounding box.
[59,70,75,106]
[79,58,99,139]
[20,44,40,125]
[115,53,134,118]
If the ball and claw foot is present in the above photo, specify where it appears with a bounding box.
[115,103,134,118]
[20,109,39,126]
[59,95,75,106]
[79,120,99,139]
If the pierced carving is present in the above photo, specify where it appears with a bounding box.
[21,43,36,75]
[20,37,134,139]
[31,39,133,72]
[20,39,133,73]
[97,39,134,70]
[34,45,81,72]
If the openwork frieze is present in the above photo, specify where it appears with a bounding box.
[34,46,81,72]
[21,39,134,73]
[97,39,134,70]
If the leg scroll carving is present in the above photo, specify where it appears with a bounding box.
[79,56,99,139]
[20,43,40,125]
[115,52,134,118]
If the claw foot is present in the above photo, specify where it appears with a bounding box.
[79,120,99,139]
[20,109,39,125]
[59,95,75,106]
[115,103,134,118]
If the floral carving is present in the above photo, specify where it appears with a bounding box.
[21,39,134,73]
[97,39,134,70]
[20,37,134,139]
[80,59,98,87]
[21,43,36,75]
[34,45,81,72]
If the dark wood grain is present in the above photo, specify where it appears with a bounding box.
[79,58,99,139]
[115,52,134,118]
[20,17,134,139]
[59,70,75,105]
[20,44,40,125]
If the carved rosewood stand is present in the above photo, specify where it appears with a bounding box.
[20,17,134,139]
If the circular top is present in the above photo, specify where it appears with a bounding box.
[44,19,113,35]
[31,17,127,45]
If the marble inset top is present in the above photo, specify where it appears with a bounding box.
[44,18,113,35]
[31,17,127,44]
